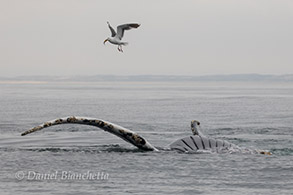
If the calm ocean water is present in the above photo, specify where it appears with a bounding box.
[0,81,292,195]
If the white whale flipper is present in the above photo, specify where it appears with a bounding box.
[21,116,158,151]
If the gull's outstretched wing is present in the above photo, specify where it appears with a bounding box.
[21,116,158,151]
[107,22,116,37]
[116,23,140,40]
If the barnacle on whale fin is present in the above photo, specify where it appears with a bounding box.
[67,116,78,122]
[54,119,63,124]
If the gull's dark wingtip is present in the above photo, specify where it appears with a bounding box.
[129,23,140,28]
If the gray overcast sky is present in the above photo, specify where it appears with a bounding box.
[1,0,292,76]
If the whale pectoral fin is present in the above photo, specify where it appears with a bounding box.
[21,116,158,151]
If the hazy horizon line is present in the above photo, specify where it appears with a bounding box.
[1,73,293,82]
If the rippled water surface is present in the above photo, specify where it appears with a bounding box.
[0,81,292,194]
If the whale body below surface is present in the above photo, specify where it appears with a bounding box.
[21,116,271,155]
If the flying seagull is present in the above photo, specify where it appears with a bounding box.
[103,22,140,52]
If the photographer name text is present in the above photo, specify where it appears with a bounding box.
[15,170,109,181]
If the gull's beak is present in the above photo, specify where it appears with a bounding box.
[103,39,108,45]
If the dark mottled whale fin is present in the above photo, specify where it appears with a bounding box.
[21,116,158,151]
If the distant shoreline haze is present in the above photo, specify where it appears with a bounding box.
[0,74,293,82]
